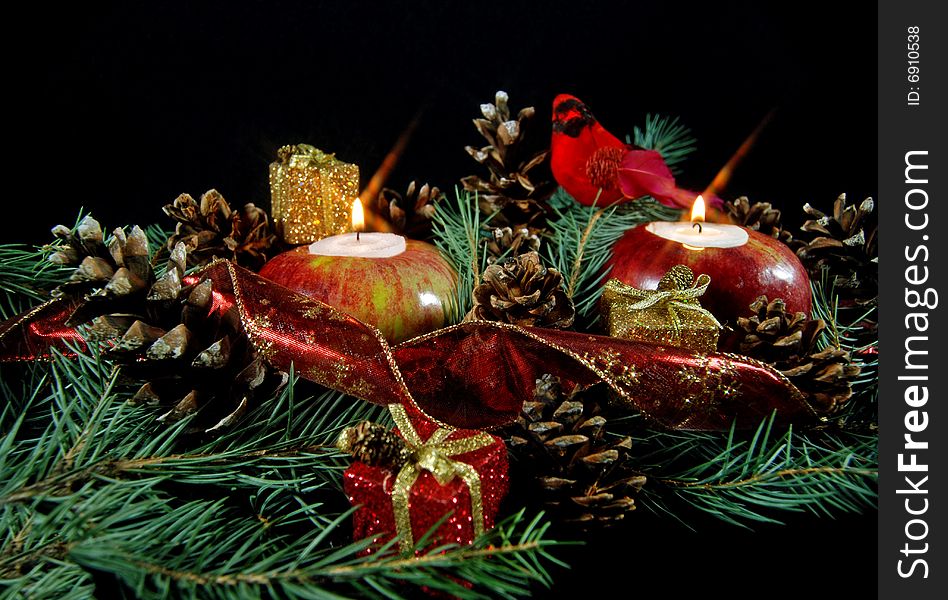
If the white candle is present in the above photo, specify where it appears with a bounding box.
[646,222,748,249]
[307,232,406,258]
[306,197,406,258]
[646,195,748,250]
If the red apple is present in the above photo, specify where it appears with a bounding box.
[607,224,811,326]
[259,240,458,343]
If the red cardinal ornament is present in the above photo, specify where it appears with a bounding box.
[550,94,720,209]
[550,94,628,206]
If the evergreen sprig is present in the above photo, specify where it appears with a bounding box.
[0,244,66,319]
[630,113,697,173]
[431,188,493,319]
[58,505,563,600]
[544,188,679,322]
[627,415,877,528]
[1,339,564,599]
[144,223,175,267]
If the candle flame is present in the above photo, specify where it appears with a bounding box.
[351,198,365,232]
[690,195,706,223]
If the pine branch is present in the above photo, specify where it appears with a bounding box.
[0,359,384,513]
[629,114,697,173]
[60,507,564,600]
[431,188,492,320]
[617,412,877,529]
[193,366,388,456]
[0,244,68,319]
[3,458,563,599]
[0,343,567,599]
[544,188,679,323]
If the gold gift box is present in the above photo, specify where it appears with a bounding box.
[269,144,360,244]
[600,267,720,353]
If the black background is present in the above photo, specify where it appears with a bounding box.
[7,1,876,597]
[8,1,875,242]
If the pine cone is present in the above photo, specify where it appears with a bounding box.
[483,226,542,262]
[46,217,154,306]
[52,225,285,434]
[164,189,277,270]
[374,181,443,238]
[795,193,877,305]
[467,252,574,329]
[505,375,646,527]
[337,421,412,470]
[461,91,555,235]
[46,215,109,270]
[725,196,794,245]
[737,296,860,414]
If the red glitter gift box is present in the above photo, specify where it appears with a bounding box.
[342,403,509,554]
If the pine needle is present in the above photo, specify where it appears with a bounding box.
[0,244,67,318]
[629,113,697,173]
[544,188,679,323]
[431,188,492,320]
[809,268,878,427]
[626,414,877,528]
[0,339,566,599]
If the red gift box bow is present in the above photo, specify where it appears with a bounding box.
[387,403,495,552]
[0,259,818,431]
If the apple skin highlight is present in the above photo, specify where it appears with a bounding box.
[259,240,458,344]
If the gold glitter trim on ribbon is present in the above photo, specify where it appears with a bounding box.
[6,259,814,434]
[388,403,494,553]
[269,143,359,244]
[147,261,815,430]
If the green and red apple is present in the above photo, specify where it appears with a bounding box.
[259,240,458,343]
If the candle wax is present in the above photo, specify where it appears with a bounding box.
[308,232,406,258]
[646,221,748,249]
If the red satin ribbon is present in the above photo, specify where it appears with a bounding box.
[0,261,817,431]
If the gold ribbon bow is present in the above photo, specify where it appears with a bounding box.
[602,275,722,338]
[276,143,339,169]
[388,403,495,553]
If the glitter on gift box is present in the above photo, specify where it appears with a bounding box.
[269,144,360,244]
[601,265,721,353]
[342,404,509,554]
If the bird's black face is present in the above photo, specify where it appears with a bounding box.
[552,97,595,138]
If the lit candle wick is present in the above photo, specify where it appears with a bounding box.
[647,193,746,251]
[351,198,365,243]
[690,195,706,223]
